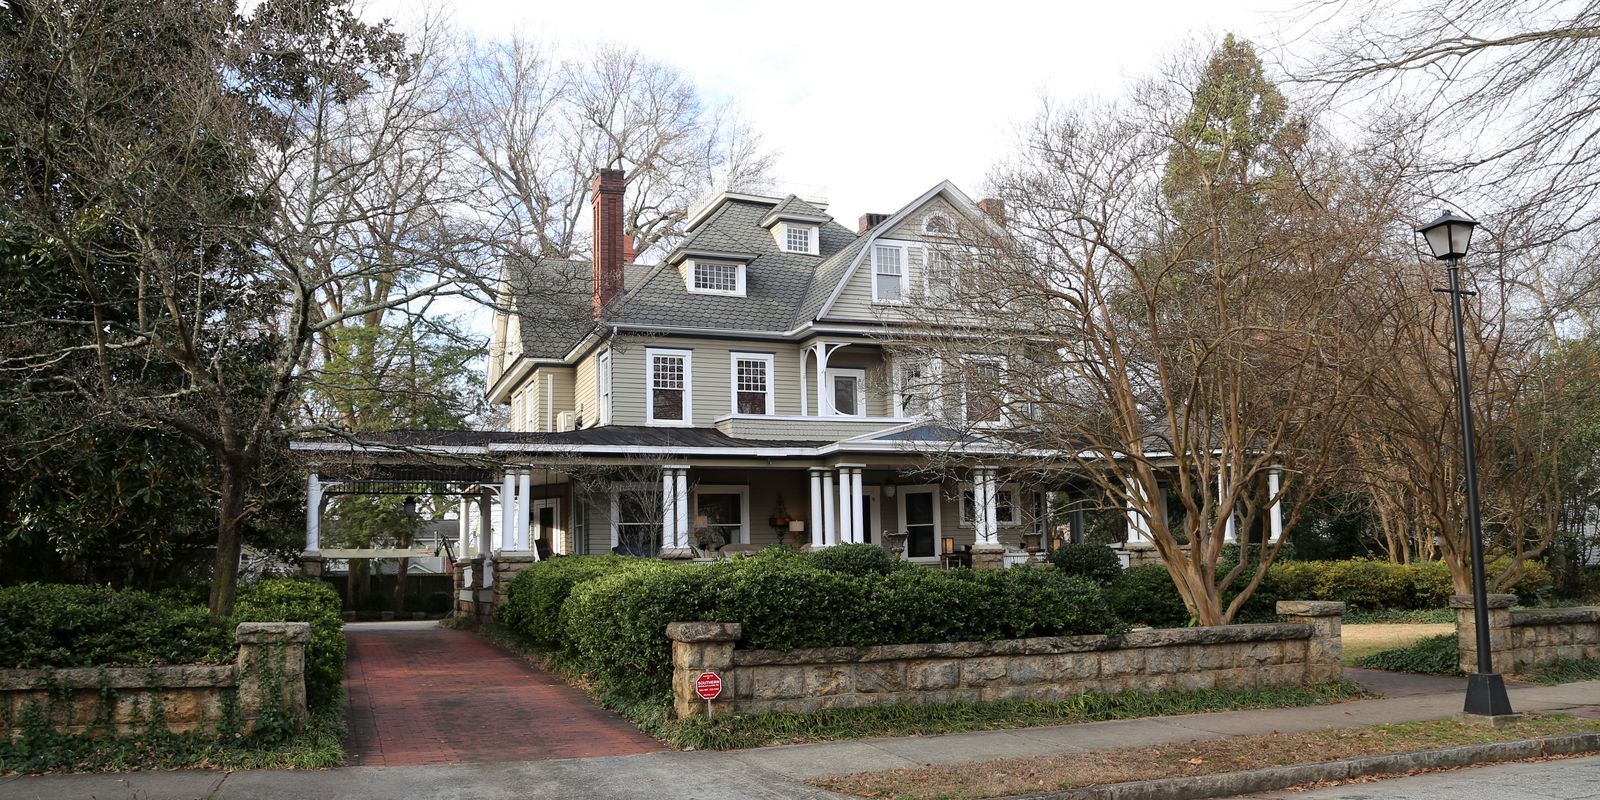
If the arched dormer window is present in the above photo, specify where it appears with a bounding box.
[922,212,955,237]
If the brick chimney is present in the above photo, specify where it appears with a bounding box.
[622,235,637,266]
[858,213,890,234]
[591,168,626,318]
[977,198,1006,226]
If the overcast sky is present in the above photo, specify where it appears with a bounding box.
[370,0,1301,223]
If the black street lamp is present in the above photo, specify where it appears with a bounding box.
[1416,208,1513,719]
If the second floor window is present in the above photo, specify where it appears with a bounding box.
[963,357,1005,424]
[732,354,773,415]
[872,244,905,302]
[648,349,691,425]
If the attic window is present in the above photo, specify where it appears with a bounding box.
[689,261,744,296]
[922,212,955,236]
[785,226,811,253]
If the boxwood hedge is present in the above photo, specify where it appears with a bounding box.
[524,549,1124,702]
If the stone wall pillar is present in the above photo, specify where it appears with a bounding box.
[667,622,740,720]
[234,622,311,733]
[490,552,538,616]
[1452,593,1517,676]
[1276,601,1345,684]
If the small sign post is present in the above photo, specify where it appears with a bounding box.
[695,671,722,719]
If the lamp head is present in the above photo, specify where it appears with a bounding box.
[1417,208,1478,260]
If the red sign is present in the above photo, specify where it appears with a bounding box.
[695,671,723,701]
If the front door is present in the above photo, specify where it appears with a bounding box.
[537,505,556,555]
[900,487,940,561]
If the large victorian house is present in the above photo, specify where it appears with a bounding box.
[295,170,1112,579]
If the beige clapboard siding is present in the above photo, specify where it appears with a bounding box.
[608,335,820,426]
[825,195,984,326]
[574,351,598,427]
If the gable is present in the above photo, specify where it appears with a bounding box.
[816,189,979,324]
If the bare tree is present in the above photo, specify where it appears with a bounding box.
[898,39,1390,625]
[451,36,775,263]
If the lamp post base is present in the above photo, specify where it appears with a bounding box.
[1462,673,1514,718]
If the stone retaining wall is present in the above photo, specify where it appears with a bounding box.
[1453,594,1600,675]
[0,622,310,739]
[667,601,1344,720]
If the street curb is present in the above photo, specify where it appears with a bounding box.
[1004,731,1600,800]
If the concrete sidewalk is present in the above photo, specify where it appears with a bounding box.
[3,679,1596,800]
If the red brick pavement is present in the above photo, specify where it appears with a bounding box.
[342,622,665,766]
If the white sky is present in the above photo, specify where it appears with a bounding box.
[371,0,1299,223]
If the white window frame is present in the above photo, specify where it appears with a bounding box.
[729,352,775,416]
[691,484,750,545]
[922,211,956,237]
[596,349,612,426]
[870,242,911,304]
[959,482,1020,528]
[892,356,944,419]
[961,355,1008,427]
[775,222,821,255]
[896,484,943,564]
[687,260,746,296]
[826,367,867,417]
[646,347,693,427]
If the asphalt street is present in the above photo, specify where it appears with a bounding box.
[1238,754,1600,800]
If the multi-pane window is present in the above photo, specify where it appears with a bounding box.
[923,212,955,235]
[962,488,1017,526]
[924,247,956,298]
[648,350,690,424]
[692,262,740,294]
[733,355,772,415]
[696,490,745,547]
[613,492,661,556]
[784,225,811,253]
[896,357,939,418]
[964,358,1004,423]
[829,369,864,416]
[597,350,612,425]
[872,244,904,302]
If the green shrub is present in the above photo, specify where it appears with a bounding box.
[233,579,346,710]
[1353,633,1461,675]
[498,555,645,646]
[560,561,719,700]
[1047,543,1123,586]
[557,556,1125,703]
[1106,565,1191,628]
[0,583,231,669]
[808,543,903,577]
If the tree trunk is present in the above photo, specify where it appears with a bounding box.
[207,457,248,619]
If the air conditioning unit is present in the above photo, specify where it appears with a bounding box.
[556,411,578,432]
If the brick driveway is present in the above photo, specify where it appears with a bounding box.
[342,621,665,766]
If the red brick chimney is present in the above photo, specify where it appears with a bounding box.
[622,235,637,266]
[591,169,626,317]
[858,213,889,234]
[977,198,1006,226]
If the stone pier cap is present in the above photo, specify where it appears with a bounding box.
[666,621,742,643]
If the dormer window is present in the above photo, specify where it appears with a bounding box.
[785,225,811,253]
[773,221,820,255]
[688,260,745,296]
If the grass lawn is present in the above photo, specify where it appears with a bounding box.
[1342,622,1454,665]
[813,714,1600,800]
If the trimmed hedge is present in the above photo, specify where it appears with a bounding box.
[233,579,346,710]
[1353,633,1461,675]
[1048,543,1124,586]
[808,543,903,577]
[0,579,346,712]
[498,555,650,646]
[0,584,231,669]
[1106,564,1192,628]
[541,550,1124,702]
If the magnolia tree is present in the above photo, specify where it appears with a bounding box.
[898,38,1398,625]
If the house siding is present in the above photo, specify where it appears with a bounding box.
[574,351,599,427]
[608,334,820,427]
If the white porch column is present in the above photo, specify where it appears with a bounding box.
[1125,477,1151,544]
[1268,468,1284,542]
[1219,468,1237,543]
[675,468,691,550]
[661,468,678,549]
[808,468,826,548]
[518,470,537,559]
[974,467,999,546]
[820,468,838,547]
[478,490,493,556]
[837,469,854,544]
[304,472,322,553]
[500,470,515,552]
[813,342,832,416]
[845,466,866,545]
[458,496,470,557]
